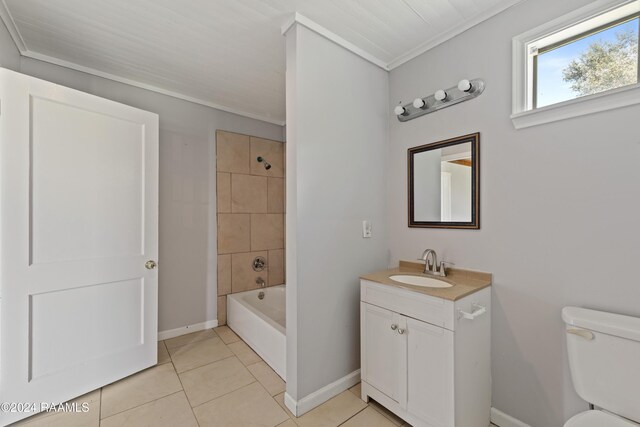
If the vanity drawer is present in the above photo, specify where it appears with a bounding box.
[361,280,455,331]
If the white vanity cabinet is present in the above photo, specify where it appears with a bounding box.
[360,279,491,427]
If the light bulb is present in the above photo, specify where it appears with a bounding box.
[413,98,426,109]
[434,90,447,101]
[457,79,472,92]
[394,105,407,116]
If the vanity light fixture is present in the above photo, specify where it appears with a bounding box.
[434,89,448,101]
[413,98,427,109]
[394,78,485,122]
[394,105,409,116]
[458,79,472,92]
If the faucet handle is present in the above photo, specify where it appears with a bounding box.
[418,257,435,270]
[438,261,454,276]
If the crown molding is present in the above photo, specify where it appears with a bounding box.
[282,2,524,72]
[282,13,389,71]
[386,0,525,69]
[0,2,285,126]
[0,0,26,52]
[1,0,525,123]
[22,50,286,125]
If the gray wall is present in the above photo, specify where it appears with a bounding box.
[414,149,443,221]
[388,0,640,426]
[0,18,19,71]
[0,19,284,333]
[285,24,389,401]
[442,162,472,222]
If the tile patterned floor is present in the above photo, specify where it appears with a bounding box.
[10,326,498,427]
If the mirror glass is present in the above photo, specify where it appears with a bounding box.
[408,133,479,229]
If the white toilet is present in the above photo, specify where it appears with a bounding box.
[563,306,640,426]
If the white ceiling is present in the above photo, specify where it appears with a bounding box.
[0,0,521,125]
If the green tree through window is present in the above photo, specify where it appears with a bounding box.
[562,29,639,96]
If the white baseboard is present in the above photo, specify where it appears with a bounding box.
[491,407,531,427]
[285,369,361,417]
[158,319,219,341]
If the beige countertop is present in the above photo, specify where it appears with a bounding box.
[360,260,492,301]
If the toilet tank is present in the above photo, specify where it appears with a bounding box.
[563,307,640,423]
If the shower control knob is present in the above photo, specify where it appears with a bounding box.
[458,79,472,92]
[434,90,447,101]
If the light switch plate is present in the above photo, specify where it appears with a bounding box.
[362,220,372,238]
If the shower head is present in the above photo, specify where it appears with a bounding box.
[256,156,272,170]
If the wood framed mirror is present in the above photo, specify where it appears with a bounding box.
[408,133,479,229]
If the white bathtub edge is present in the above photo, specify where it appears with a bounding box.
[158,319,219,341]
[227,287,286,379]
[285,369,361,417]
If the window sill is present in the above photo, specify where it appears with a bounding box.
[511,82,640,129]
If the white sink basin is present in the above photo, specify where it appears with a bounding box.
[389,275,453,288]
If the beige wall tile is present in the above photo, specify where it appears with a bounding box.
[250,137,285,177]
[217,131,250,174]
[101,392,198,427]
[216,172,231,213]
[268,177,285,213]
[251,214,284,250]
[217,254,231,296]
[193,382,289,427]
[217,214,250,254]
[268,249,285,286]
[231,174,268,213]
[232,251,268,293]
[101,363,182,419]
[179,356,255,407]
[217,296,227,325]
[247,361,285,396]
[168,336,233,373]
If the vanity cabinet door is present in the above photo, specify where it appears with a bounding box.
[405,316,455,426]
[361,303,406,403]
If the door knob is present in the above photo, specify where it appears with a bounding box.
[145,260,157,270]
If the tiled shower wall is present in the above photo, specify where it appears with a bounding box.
[216,130,285,324]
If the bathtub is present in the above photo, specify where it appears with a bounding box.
[227,285,286,379]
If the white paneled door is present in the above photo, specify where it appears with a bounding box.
[0,68,159,426]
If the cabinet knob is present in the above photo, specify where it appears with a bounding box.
[398,328,405,335]
[390,324,398,331]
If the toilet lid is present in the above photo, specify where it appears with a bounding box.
[565,411,639,427]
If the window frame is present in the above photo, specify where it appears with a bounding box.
[512,0,640,129]
[533,11,640,109]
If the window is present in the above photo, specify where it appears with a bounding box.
[512,0,640,129]
[534,9,639,108]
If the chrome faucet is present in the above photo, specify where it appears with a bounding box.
[420,249,451,277]
[421,249,438,274]
[256,277,266,287]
